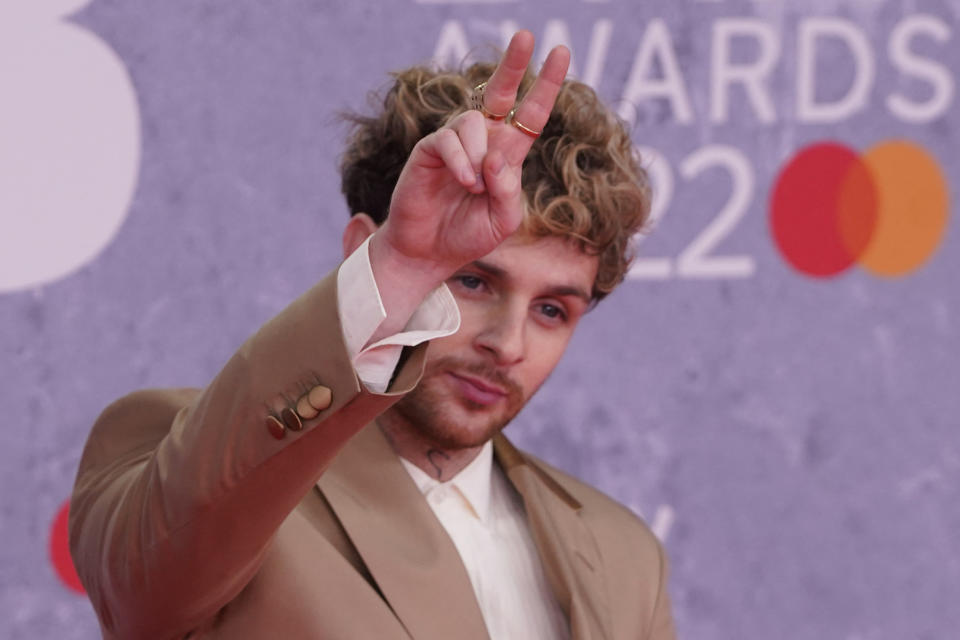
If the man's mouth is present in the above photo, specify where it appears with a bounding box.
[446,371,507,406]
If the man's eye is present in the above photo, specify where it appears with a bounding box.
[539,304,566,320]
[457,275,484,290]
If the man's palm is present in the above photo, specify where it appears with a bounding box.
[378,31,571,279]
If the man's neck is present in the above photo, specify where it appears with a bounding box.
[377,415,484,483]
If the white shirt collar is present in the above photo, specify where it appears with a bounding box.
[399,440,494,523]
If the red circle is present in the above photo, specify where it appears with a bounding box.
[50,499,85,594]
[770,142,878,277]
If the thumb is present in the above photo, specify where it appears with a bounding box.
[482,150,524,237]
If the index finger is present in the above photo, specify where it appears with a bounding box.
[480,30,536,118]
[503,45,570,166]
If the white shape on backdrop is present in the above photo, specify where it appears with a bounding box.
[0,0,140,292]
[887,15,955,123]
[630,145,756,280]
[797,18,876,123]
[617,19,694,126]
[710,19,780,124]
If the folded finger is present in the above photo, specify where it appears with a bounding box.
[482,150,524,235]
[447,110,488,177]
[428,128,478,190]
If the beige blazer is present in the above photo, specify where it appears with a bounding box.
[69,270,676,640]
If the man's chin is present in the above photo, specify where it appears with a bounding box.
[389,359,526,450]
[392,394,515,451]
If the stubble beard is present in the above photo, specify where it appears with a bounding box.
[389,355,526,450]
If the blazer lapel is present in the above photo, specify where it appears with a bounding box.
[494,436,613,640]
[318,424,489,640]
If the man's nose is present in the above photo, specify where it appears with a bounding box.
[473,304,526,366]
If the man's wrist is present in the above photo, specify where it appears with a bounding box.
[369,231,450,290]
[367,231,453,343]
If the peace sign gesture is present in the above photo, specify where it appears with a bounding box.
[370,31,571,286]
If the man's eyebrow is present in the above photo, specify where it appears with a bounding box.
[544,285,592,303]
[471,259,592,303]
[472,259,506,279]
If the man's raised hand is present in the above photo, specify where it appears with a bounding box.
[371,30,571,285]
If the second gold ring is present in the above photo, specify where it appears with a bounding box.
[507,109,542,139]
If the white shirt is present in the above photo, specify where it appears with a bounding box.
[333,236,571,639]
[401,443,570,640]
[336,236,460,393]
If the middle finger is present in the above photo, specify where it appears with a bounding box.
[503,44,570,166]
[480,30,535,119]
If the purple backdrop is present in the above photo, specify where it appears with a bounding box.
[2,0,958,638]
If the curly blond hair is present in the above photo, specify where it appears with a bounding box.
[340,62,650,301]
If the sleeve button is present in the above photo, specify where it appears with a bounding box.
[266,415,286,440]
[296,395,320,420]
[281,407,303,432]
[307,385,332,411]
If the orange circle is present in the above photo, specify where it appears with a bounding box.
[857,141,949,277]
[770,139,949,278]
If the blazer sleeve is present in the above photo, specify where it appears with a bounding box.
[69,270,428,639]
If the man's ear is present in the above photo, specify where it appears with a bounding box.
[342,213,379,259]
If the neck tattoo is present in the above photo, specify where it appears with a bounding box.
[426,448,451,480]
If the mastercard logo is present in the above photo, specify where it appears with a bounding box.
[770,140,949,278]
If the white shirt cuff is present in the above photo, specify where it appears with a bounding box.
[336,235,460,393]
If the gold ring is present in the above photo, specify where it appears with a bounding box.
[507,109,541,139]
[471,82,510,121]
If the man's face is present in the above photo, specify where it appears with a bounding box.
[389,233,599,450]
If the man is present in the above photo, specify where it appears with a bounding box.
[69,31,676,639]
